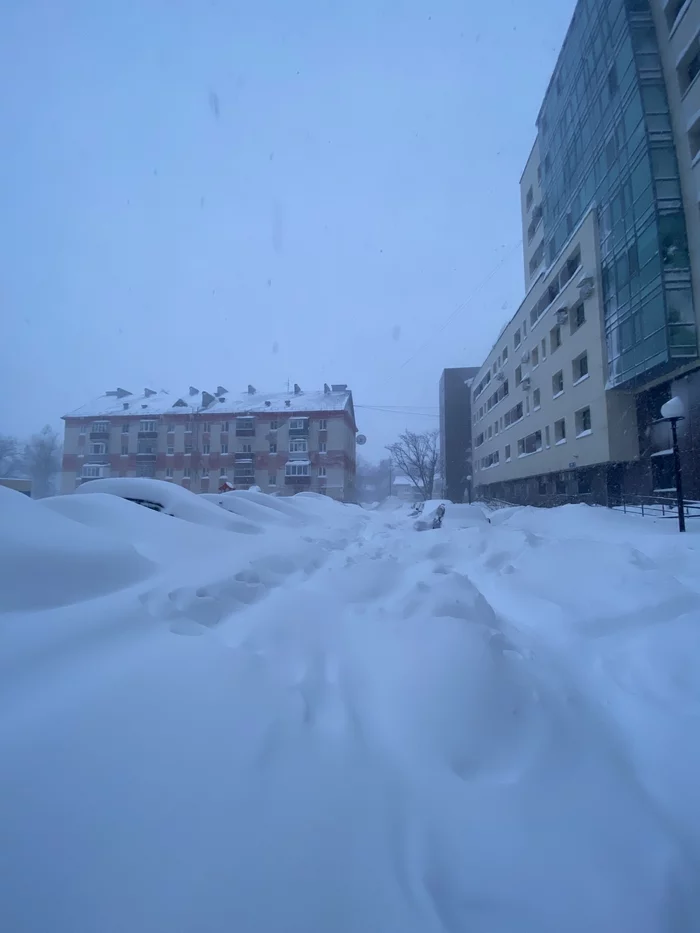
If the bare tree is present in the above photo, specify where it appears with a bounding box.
[24,425,62,498]
[0,434,22,478]
[386,429,441,501]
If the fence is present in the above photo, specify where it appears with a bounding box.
[609,494,700,520]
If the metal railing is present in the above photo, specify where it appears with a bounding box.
[609,494,700,520]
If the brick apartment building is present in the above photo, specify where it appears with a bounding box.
[61,383,358,501]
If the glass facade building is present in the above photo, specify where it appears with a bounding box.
[537,0,697,387]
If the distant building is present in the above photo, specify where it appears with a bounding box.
[61,383,358,501]
[391,475,422,502]
[439,367,480,502]
[473,0,700,506]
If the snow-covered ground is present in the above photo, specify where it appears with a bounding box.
[1,484,700,932]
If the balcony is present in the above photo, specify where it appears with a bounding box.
[138,431,159,439]
[285,474,311,486]
[288,419,309,437]
[89,431,110,441]
[136,453,157,462]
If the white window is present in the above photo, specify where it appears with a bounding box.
[79,424,87,435]
[545,425,551,447]
[241,443,252,453]
[166,467,173,479]
[552,370,564,396]
[285,462,310,477]
[532,346,539,367]
[201,467,209,478]
[318,466,327,478]
[269,420,279,431]
[167,445,174,456]
[575,407,592,436]
[202,443,210,454]
[92,421,109,433]
[555,418,566,443]
[139,420,156,432]
[202,422,210,432]
[318,419,328,430]
[121,444,128,456]
[220,468,227,477]
[166,423,175,433]
[121,423,129,434]
[269,442,277,453]
[81,464,106,478]
[289,438,308,453]
[185,443,193,455]
[221,421,229,432]
[572,351,589,383]
[289,418,307,431]
[533,388,541,409]
[89,442,107,455]
[183,468,191,479]
[319,441,327,453]
[185,421,193,433]
[268,473,277,486]
[220,443,228,454]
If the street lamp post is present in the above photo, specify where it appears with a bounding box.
[659,396,686,533]
[466,474,473,504]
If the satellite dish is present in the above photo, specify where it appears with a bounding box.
[356,433,367,446]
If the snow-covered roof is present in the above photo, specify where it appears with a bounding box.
[64,385,354,419]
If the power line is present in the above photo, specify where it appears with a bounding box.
[356,405,438,418]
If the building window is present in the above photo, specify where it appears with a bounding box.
[166,423,175,433]
[494,420,499,435]
[285,462,310,477]
[552,370,564,396]
[488,426,493,439]
[184,468,191,479]
[92,421,109,433]
[504,401,524,427]
[221,421,229,432]
[575,407,592,436]
[236,418,255,436]
[89,442,107,455]
[573,352,589,383]
[318,466,327,478]
[220,468,227,477]
[541,338,547,360]
[318,419,328,430]
[81,464,105,478]
[533,388,541,409]
[166,467,173,479]
[526,185,533,210]
[289,438,308,453]
[545,425,550,447]
[220,443,228,454]
[531,346,539,367]
[578,474,592,495]
[514,329,522,349]
[240,444,252,453]
[269,473,277,486]
[269,442,277,453]
[571,302,585,333]
[167,445,174,456]
[515,365,523,386]
[269,420,278,430]
[505,444,511,461]
[79,424,87,435]
[139,420,156,433]
[122,423,129,434]
[502,346,509,361]
[289,418,307,431]
[185,443,193,455]
[185,421,193,433]
[319,441,327,453]
[202,443,210,454]
[538,477,548,495]
[550,325,562,353]
[121,444,128,456]
[677,33,700,95]
[202,422,210,432]
[555,418,566,443]
[517,430,543,456]
[201,467,209,478]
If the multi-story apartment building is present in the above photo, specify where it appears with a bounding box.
[439,367,480,502]
[475,0,700,505]
[61,383,357,501]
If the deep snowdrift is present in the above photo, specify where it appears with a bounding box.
[1,487,699,932]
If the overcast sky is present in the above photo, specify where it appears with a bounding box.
[1,0,574,459]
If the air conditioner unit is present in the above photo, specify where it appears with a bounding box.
[521,377,531,390]
[578,275,595,299]
[496,371,506,382]
[521,351,530,364]
[556,307,569,325]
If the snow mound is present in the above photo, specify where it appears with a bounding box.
[74,477,262,534]
[0,486,154,611]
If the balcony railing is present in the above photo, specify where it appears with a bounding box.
[89,431,110,441]
[138,431,159,439]
[285,474,311,486]
[136,452,157,461]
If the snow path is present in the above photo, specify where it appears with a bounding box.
[1,492,700,931]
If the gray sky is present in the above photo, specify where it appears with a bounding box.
[1,0,574,459]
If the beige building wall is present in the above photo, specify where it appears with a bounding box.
[519,138,545,288]
[472,209,639,490]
